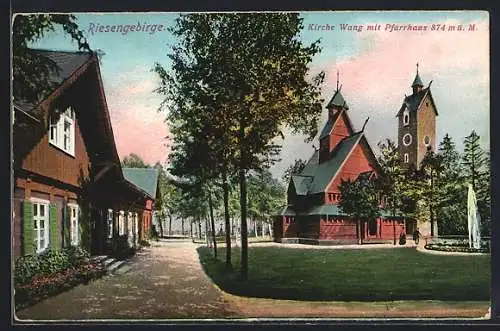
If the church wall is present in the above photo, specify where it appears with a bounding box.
[282,216,298,237]
[325,142,374,199]
[319,217,357,239]
[416,94,437,167]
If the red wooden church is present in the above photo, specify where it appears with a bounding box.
[274,80,407,244]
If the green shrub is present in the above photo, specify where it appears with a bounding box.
[14,255,41,286]
[111,235,135,260]
[65,245,90,266]
[14,246,93,286]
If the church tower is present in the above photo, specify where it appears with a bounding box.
[318,71,353,164]
[396,64,438,169]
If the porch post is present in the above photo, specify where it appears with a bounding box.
[113,209,119,238]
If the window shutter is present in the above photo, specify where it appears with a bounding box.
[22,201,35,256]
[78,206,83,246]
[49,204,58,251]
[63,204,70,247]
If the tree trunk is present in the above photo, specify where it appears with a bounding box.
[198,219,202,239]
[205,217,210,247]
[357,219,362,245]
[239,167,248,279]
[253,216,258,237]
[190,219,193,240]
[268,222,273,238]
[168,214,172,236]
[222,175,232,268]
[430,170,435,237]
[393,219,397,245]
[181,218,185,236]
[158,215,164,238]
[208,191,217,259]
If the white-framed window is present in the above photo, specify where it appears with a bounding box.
[403,108,410,126]
[119,210,125,235]
[404,153,409,163]
[49,107,75,156]
[68,203,79,246]
[32,198,50,253]
[402,133,412,147]
[107,209,113,238]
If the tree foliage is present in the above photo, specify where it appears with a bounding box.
[13,14,91,103]
[281,159,307,184]
[154,13,325,278]
[339,175,380,244]
[121,153,149,168]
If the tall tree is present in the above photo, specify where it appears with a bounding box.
[248,170,286,236]
[376,139,407,244]
[155,13,324,278]
[13,14,91,103]
[121,153,149,168]
[462,131,490,231]
[419,150,445,237]
[339,175,380,245]
[462,130,487,192]
[436,134,467,235]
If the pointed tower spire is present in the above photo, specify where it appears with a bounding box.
[336,69,340,91]
[411,63,424,94]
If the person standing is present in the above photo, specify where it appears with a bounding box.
[413,227,421,245]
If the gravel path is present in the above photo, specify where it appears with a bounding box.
[15,240,237,321]
[14,239,489,321]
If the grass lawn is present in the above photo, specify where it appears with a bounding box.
[198,246,490,302]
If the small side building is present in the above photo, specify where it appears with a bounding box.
[122,168,160,242]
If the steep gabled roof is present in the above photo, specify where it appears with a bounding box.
[297,132,363,194]
[13,49,93,114]
[122,168,160,200]
[395,86,438,117]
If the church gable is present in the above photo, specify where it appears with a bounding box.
[325,135,379,195]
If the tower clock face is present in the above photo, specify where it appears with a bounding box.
[403,133,412,146]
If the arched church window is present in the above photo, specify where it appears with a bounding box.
[404,153,409,163]
[424,135,431,146]
[403,109,410,126]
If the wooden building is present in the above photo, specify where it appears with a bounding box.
[122,168,160,243]
[13,49,150,257]
[274,79,407,245]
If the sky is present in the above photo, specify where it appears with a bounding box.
[28,11,490,179]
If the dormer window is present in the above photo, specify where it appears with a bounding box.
[49,107,75,156]
[403,108,410,126]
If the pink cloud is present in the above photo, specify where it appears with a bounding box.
[112,111,171,166]
[323,19,488,115]
[104,67,171,166]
